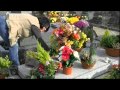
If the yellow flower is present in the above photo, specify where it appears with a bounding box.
[82,32,87,39]
[67,17,79,24]
[65,40,73,47]
[78,40,85,48]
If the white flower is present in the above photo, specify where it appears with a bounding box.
[59,46,65,51]
[46,61,50,66]
[73,30,77,34]
[73,51,80,60]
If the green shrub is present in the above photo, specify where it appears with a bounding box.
[100,30,119,48]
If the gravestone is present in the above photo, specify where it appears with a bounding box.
[18,36,37,64]
[0,36,37,64]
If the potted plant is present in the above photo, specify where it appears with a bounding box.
[80,45,96,69]
[26,41,58,79]
[58,46,80,75]
[100,30,120,57]
[0,56,12,79]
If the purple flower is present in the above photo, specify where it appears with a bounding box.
[74,20,89,29]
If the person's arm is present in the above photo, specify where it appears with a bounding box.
[31,25,50,51]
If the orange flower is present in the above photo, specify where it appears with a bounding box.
[73,33,80,40]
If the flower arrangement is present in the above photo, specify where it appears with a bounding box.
[27,41,58,79]
[58,46,80,68]
[50,23,73,55]
[50,23,89,56]
[71,31,89,49]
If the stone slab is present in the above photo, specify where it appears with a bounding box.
[18,64,32,79]
[55,61,111,79]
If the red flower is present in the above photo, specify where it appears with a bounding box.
[62,53,70,61]
[61,46,73,61]
[38,64,45,75]
[62,46,73,55]
[55,28,64,36]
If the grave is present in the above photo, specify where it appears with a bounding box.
[18,48,119,79]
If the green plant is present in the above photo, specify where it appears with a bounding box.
[0,56,12,69]
[26,41,58,79]
[30,61,58,79]
[104,65,120,79]
[27,41,50,65]
[100,30,119,48]
[80,46,96,65]
[0,56,12,75]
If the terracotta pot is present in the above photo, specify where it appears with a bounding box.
[105,48,120,57]
[81,60,95,69]
[63,67,72,75]
[74,48,82,52]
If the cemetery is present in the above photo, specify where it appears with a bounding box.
[0,11,119,79]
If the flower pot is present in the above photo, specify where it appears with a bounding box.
[105,48,120,57]
[63,67,72,75]
[81,60,95,69]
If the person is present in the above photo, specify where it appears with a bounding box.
[0,13,50,68]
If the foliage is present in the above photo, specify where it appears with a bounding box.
[49,48,59,57]
[27,41,58,79]
[27,41,50,65]
[80,46,96,65]
[0,56,12,75]
[0,56,12,69]
[100,30,119,48]
[30,61,58,79]
[104,64,120,79]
